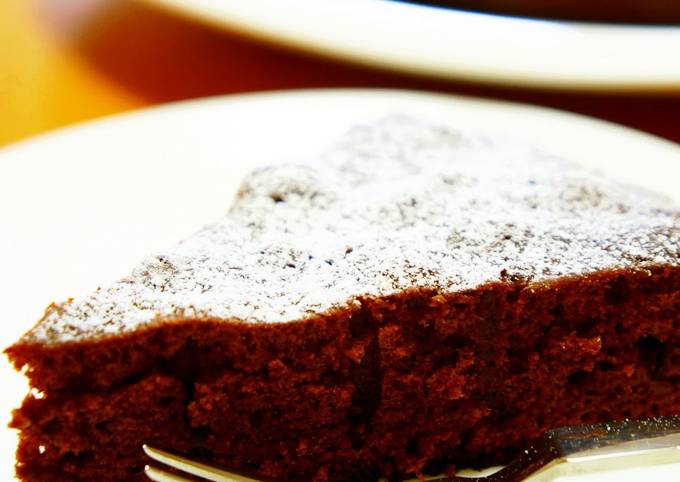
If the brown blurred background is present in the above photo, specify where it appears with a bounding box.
[2,0,680,147]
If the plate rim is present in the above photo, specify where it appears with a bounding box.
[137,0,680,92]
[3,87,680,154]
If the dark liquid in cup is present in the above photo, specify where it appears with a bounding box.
[403,0,680,24]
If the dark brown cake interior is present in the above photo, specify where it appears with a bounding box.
[8,266,680,481]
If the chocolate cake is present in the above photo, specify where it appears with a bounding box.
[6,118,680,481]
[409,0,680,23]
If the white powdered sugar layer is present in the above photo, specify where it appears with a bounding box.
[24,118,680,343]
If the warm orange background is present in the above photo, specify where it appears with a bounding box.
[2,0,680,147]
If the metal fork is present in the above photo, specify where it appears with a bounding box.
[143,416,680,482]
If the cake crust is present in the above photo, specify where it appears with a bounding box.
[15,118,679,344]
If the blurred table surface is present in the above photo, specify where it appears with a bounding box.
[2,0,680,148]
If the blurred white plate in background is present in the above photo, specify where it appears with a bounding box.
[1,89,679,480]
[139,0,680,92]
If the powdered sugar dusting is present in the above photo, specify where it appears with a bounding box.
[23,118,680,344]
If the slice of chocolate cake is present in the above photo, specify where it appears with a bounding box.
[6,118,680,481]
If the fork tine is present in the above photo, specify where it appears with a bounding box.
[143,445,262,482]
[144,464,195,482]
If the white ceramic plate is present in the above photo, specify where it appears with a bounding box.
[139,0,680,92]
[1,89,679,480]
